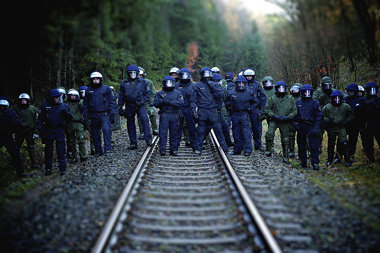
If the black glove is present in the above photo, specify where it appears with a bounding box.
[119,108,125,116]
[109,113,115,124]
[292,121,300,130]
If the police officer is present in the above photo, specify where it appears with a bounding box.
[79,85,88,100]
[176,68,197,150]
[225,72,235,91]
[191,67,229,155]
[314,76,336,153]
[212,73,233,147]
[57,86,67,103]
[294,85,322,170]
[83,71,116,156]
[79,85,95,154]
[0,97,25,178]
[109,86,121,131]
[264,81,297,164]
[211,67,220,75]
[260,76,275,121]
[343,83,366,164]
[289,83,302,158]
[243,68,266,151]
[118,65,152,149]
[66,89,87,163]
[261,76,275,100]
[14,93,39,169]
[211,66,222,85]
[362,82,380,162]
[225,76,256,156]
[153,76,184,156]
[322,90,353,167]
[224,72,235,128]
[358,85,365,97]
[138,67,158,136]
[169,67,180,83]
[37,89,72,176]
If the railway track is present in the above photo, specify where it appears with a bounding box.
[93,133,281,252]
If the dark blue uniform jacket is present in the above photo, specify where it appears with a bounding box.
[37,101,72,133]
[247,80,266,111]
[118,77,151,108]
[153,89,184,113]
[176,82,194,108]
[295,98,322,127]
[191,80,223,111]
[225,88,257,112]
[83,84,115,118]
[0,108,21,137]
[343,96,366,123]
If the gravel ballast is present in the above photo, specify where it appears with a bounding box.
[0,120,379,252]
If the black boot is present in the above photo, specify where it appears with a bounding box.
[343,142,352,167]
[326,143,335,166]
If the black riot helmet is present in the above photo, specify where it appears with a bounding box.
[275,81,288,95]
[162,76,176,91]
[179,68,191,84]
[235,76,248,92]
[331,90,343,106]
[321,76,333,94]
[300,84,314,100]
[200,67,213,82]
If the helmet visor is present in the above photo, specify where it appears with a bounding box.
[333,96,341,104]
[369,87,377,96]
[263,81,273,88]
[236,82,245,90]
[129,71,137,79]
[203,70,212,78]
[278,85,286,93]
[304,90,311,98]
[322,82,332,90]
[165,80,175,88]
[290,86,300,93]
[180,72,190,80]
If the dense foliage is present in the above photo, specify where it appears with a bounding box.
[2,0,378,101]
[2,0,265,102]
[263,0,379,88]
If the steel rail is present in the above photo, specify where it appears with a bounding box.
[210,129,282,253]
[92,136,159,253]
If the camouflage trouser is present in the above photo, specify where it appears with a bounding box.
[139,106,158,134]
[266,121,290,158]
[326,127,348,162]
[67,122,87,159]
[15,129,36,167]
[112,112,121,130]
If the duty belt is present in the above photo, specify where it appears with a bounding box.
[90,110,107,114]
[46,124,64,129]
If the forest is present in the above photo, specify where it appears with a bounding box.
[1,0,378,102]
